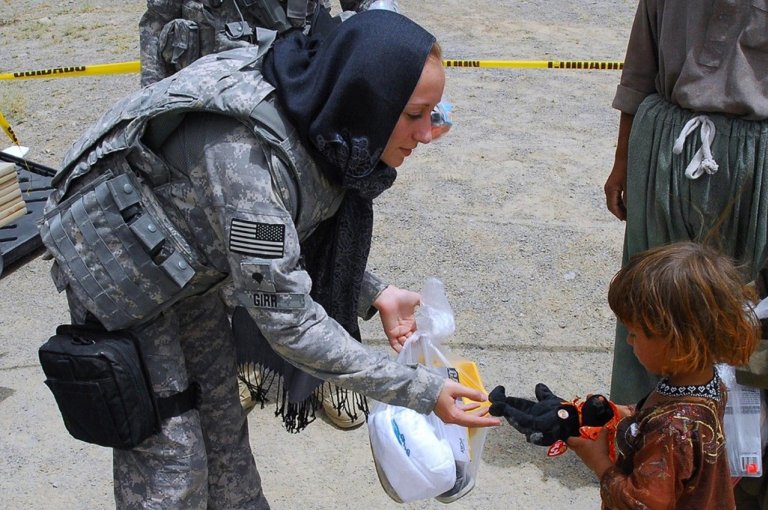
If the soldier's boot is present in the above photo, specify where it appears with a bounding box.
[238,365,262,414]
[322,384,366,429]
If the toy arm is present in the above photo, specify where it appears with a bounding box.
[489,386,537,411]
[489,385,537,414]
[489,385,562,446]
[491,402,561,446]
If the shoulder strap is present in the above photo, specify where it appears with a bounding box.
[51,29,279,203]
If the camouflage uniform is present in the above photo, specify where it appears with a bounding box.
[139,0,340,86]
[41,43,444,509]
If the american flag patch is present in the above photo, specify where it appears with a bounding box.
[229,218,285,258]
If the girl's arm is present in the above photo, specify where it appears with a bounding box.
[599,424,693,510]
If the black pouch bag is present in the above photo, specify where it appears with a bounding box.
[39,324,199,449]
[39,324,158,449]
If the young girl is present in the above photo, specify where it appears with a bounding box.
[569,241,760,509]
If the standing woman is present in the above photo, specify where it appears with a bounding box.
[41,10,499,509]
[604,2,768,403]
[602,4,768,506]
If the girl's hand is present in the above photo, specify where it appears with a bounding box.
[373,285,420,352]
[615,404,634,419]
[567,428,614,478]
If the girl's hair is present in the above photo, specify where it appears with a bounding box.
[608,241,760,373]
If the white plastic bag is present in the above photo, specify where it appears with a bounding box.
[368,278,489,503]
[718,363,765,477]
[367,403,457,502]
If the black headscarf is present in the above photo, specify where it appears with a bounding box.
[234,10,437,432]
[263,9,436,184]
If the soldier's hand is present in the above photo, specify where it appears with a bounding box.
[373,285,420,352]
[433,380,501,428]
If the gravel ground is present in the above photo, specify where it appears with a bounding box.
[0,1,637,508]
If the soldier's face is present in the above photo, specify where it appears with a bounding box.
[380,56,445,168]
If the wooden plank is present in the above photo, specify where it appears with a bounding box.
[0,200,26,225]
[0,162,16,179]
[0,171,19,186]
[0,204,27,228]
[0,186,22,207]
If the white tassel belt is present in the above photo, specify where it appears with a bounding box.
[672,115,719,179]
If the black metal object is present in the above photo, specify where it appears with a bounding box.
[0,163,54,277]
[0,150,57,177]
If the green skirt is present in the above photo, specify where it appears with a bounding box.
[610,94,768,404]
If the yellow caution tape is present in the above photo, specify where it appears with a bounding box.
[0,61,141,81]
[0,111,21,146]
[0,59,622,81]
[443,59,623,70]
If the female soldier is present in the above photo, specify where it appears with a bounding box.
[40,10,498,509]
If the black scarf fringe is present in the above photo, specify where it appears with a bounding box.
[238,362,369,433]
[322,382,370,424]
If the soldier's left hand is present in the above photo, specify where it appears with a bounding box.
[434,380,500,428]
[373,285,420,352]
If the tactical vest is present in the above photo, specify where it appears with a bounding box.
[154,0,317,78]
[41,31,300,331]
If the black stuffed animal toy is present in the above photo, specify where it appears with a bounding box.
[489,383,620,460]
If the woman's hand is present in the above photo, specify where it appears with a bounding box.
[605,111,633,221]
[567,428,613,478]
[433,380,501,428]
[604,161,627,220]
[373,285,420,352]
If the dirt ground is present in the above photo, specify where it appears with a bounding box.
[0,1,638,508]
